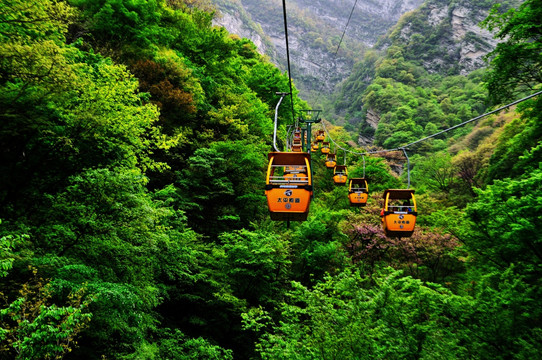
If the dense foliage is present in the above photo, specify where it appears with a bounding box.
[332,0,521,142]
[1,0,541,359]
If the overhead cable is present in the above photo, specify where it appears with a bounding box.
[320,89,542,156]
[313,0,359,106]
[400,89,542,149]
[281,0,296,124]
[334,0,359,57]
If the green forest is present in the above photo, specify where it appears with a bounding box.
[0,0,541,359]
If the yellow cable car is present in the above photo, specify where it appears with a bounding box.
[316,130,325,142]
[380,189,417,237]
[321,141,330,154]
[348,178,369,206]
[333,165,348,185]
[311,142,319,152]
[266,152,312,221]
[325,153,336,168]
[292,144,303,152]
[291,136,303,152]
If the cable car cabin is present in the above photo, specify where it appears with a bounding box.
[291,137,303,152]
[381,189,417,237]
[333,165,348,185]
[325,153,336,168]
[311,142,319,152]
[266,152,312,221]
[321,142,330,154]
[316,130,325,142]
[292,144,303,152]
[348,178,369,206]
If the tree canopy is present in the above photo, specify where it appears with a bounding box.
[1,0,541,359]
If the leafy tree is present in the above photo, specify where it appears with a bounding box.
[342,214,464,283]
[1,41,162,219]
[0,258,91,360]
[486,99,542,180]
[459,169,542,280]
[251,267,472,360]
[453,149,489,193]
[0,228,22,278]
[411,152,457,193]
[479,0,542,182]
[341,221,386,268]
[69,0,165,50]
[157,329,233,360]
[481,0,542,103]
[0,0,79,209]
[130,59,198,130]
[288,206,349,285]
[176,140,268,235]
[456,266,542,359]
[0,278,91,360]
[26,168,201,358]
[218,230,291,306]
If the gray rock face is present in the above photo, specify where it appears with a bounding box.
[358,108,379,145]
[365,108,380,130]
[449,5,498,74]
[389,0,521,75]
[218,12,267,51]
[213,3,271,56]
[212,0,424,101]
[286,0,425,47]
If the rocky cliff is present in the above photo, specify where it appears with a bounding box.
[339,0,522,146]
[212,0,424,103]
[212,0,273,57]
[384,0,521,75]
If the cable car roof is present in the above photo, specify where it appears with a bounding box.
[382,189,415,199]
[268,151,310,165]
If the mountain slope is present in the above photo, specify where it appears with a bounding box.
[213,0,424,102]
[332,0,522,132]
[381,0,520,75]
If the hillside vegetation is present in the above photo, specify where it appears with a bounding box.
[0,0,541,359]
[332,0,521,128]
